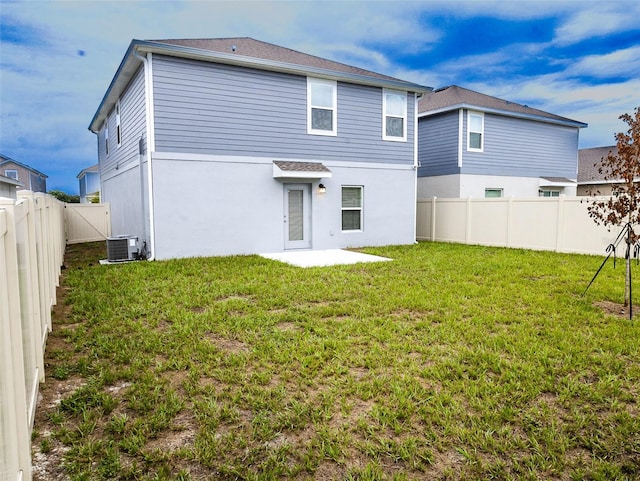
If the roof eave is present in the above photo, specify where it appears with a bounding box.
[89,39,432,134]
[89,41,141,133]
[418,103,588,129]
[0,157,48,177]
[136,40,431,91]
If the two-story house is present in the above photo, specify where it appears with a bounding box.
[77,164,101,203]
[0,154,47,193]
[89,38,430,260]
[416,85,587,199]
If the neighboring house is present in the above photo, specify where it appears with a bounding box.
[0,154,47,193]
[77,164,101,203]
[88,37,430,260]
[416,85,587,198]
[577,146,619,196]
[0,173,23,199]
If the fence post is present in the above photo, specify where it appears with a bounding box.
[17,192,45,382]
[556,194,566,252]
[0,200,33,481]
[507,196,514,248]
[431,197,437,242]
[465,197,472,243]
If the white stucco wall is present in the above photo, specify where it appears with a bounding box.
[418,174,577,199]
[150,153,417,260]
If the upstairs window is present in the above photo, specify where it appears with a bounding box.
[485,188,503,198]
[105,124,110,156]
[342,186,363,231]
[383,90,407,141]
[116,100,122,146]
[468,111,484,151]
[4,169,18,180]
[307,78,337,136]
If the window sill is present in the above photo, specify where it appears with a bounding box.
[382,136,407,142]
[308,130,337,137]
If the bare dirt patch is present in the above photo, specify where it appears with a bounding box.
[277,321,303,332]
[594,300,639,319]
[204,332,249,353]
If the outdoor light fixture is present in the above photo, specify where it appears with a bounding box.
[318,184,326,193]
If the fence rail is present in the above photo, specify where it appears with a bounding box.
[417,195,624,256]
[1,191,65,481]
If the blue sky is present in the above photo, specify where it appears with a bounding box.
[1,0,639,194]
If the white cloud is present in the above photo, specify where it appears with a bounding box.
[567,46,640,78]
[554,2,640,46]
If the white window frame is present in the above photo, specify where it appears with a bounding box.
[341,185,363,232]
[485,188,503,198]
[382,89,407,141]
[116,100,122,147]
[104,123,109,156]
[4,169,18,180]
[467,111,484,152]
[307,78,337,136]
[539,189,560,197]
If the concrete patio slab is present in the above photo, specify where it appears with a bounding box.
[260,249,392,267]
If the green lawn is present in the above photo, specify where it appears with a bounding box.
[34,241,640,480]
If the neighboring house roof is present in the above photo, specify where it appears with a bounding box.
[0,154,48,178]
[418,85,587,129]
[76,164,100,178]
[89,37,432,133]
[577,146,618,183]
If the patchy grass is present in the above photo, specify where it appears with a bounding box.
[33,241,640,480]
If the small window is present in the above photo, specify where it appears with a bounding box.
[468,111,484,151]
[4,169,18,180]
[116,100,122,146]
[342,186,363,231]
[539,189,560,197]
[105,124,109,156]
[308,78,337,135]
[485,188,503,198]
[383,90,407,141]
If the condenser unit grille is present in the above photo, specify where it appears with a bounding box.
[106,236,138,262]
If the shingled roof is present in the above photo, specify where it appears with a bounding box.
[577,146,618,182]
[418,85,586,128]
[90,37,431,133]
[154,37,404,83]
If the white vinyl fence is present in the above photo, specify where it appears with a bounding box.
[1,191,65,481]
[417,195,626,256]
[64,203,111,244]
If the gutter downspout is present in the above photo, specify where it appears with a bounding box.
[133,49,156,260]
[413,93,420,244]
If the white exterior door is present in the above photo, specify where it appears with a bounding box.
[284,183,311,250]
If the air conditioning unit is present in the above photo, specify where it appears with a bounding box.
[106,235,139,262]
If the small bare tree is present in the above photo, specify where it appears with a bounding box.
[586,107,640,309]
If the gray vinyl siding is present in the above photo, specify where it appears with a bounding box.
[98,66,147,178]
[417,111,460,177]
[152,55,415,165]
[462,111,579,178]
